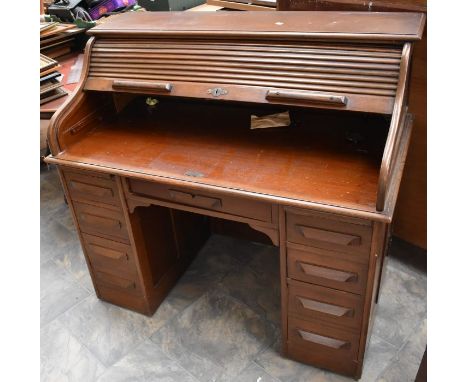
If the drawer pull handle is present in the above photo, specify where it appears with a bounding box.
[266,90,347,105]
[88,243,128,261]
[297,225,361,246]
[298,329,349,349]
[96,271,135,290]
[70,181,114,198]
[298,262,357,283]
[112,80,172,92]
[297,297,353,317]
[80,213,122,230]
[168,189,222,209]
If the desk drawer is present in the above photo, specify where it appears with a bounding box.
[97,283,147,314]
[94,270,140,295]
[288,280,363,330]
[287,246,368,295]
[74,201,129,243]
[63,169,120,207]
[127,178,272,223]
[286,209,372,257]
[287,316,360,376]
[82,234,136,278]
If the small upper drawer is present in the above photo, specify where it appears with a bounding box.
[286,208,372,256]
[126,178,273,223]
[287,246,368,295]
[82,233,136,278]
[74,201,129,243]
[63,169,120,207]
[288,280,363,330]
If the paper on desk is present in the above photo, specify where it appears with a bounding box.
[250,111,291,129]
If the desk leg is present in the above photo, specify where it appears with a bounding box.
[117,177,210,315]
[278,206,289,355]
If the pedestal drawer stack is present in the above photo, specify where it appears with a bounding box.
[61,168,148,313]
[284,208,372,376]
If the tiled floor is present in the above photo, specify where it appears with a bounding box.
[40,165,427,382]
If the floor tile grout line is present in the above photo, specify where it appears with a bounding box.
[147,287,277,382]
[42,317,108,376]
[57,295,157,370]
[50,248,92,291]
[216,285,281,332]
[371,334,400,350]
[373,319,427,382]
[147,290,211,345]
[40,290,90,330]
[250,360,283,382]
[40,266,91,301]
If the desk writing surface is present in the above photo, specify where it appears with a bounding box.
[56,99,386,212]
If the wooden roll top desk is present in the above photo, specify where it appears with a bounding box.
[45,11,425,379]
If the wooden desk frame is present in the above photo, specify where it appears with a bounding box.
[45,11,424,379]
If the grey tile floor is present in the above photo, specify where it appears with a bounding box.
[40,165,427,382]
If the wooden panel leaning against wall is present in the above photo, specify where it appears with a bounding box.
[277,0,427,249]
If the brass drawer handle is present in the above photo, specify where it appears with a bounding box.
[266,90,347,105]
[298,329,350,350]
[298,262,357,283]
[297,296,353,317]
[70,180,114,198]
[297,225,361,246]
[80,213,122,230]
[112,80,172,92]
[168,189,222,209]
[88,243,128,261]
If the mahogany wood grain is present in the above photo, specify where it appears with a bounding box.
[393,26,426,248]
[54,99,386,214]
[287,244,369,294]
[286,208,372,256]
[288,279,364,329]
[376,43,412,211]
[287,315,361,375]
[126,177,273,223]
[63,168,121,207]
[43,12,422,378]
[276,1,427,249]
[82,234,136,277]
[46,156,395,223]
[88,12,425,41]
[277,0,426,12]
[74,201,129,243]
[85,78,395,114]
[207,0,273,10]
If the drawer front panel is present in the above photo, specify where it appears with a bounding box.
[94,270,140,295]
[286,209,372,257]
[288,281,363,329]
[287,247,368,294]
[82,233,136,278]
[127,178,272,223]
[63,169,120,207]
[97,283,147,314]
[287,316,360,375]
[74,201,129,243]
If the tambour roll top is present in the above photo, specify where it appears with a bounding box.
[84,11,425,114]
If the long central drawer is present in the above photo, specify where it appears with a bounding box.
[126,178,273,223]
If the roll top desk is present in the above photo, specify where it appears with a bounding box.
[45,11,425,379]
